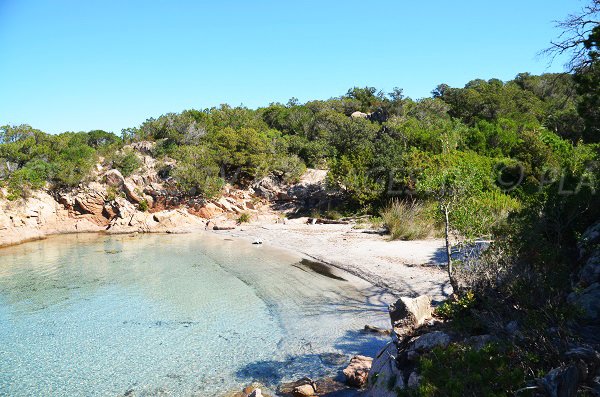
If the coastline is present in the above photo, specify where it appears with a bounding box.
[1,217,452,301]
[210,219,452,301]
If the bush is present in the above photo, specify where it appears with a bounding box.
[381,200,434,240]
[237,213,251,224]
[171,145,224,198]
[138,199,148,212]
[410,343,525,397]
[112,148,142,177]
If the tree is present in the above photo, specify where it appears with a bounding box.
[574,25,600,139]
[543,0,600,72]
[416,152,495,293]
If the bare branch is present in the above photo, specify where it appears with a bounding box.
[541,0,600,71]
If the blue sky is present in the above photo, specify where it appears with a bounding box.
[0,1,583,134]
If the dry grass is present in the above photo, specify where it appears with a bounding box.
[381,200,434,240]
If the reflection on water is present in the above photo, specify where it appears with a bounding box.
[0,233,393,396]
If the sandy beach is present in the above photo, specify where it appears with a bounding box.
[211,218,452,302]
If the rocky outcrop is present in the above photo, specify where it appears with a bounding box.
[0,190,105,247]
[343,355,373,387]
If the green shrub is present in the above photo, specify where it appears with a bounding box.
[435,291,477,319]
[106,186,118,201]
[171,145,224,198]
[381,200,434,240]
[237,213,251,223]
[410,343,525,397]
[138,199,148,212]
[112,148,142,177]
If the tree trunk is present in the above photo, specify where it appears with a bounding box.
[443,205,459,295]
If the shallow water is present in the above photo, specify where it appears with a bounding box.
[0,233,392,396]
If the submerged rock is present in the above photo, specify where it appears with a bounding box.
[279,377,317,397]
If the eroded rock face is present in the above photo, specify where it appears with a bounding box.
[389,295,432,336]
[105,169,125,187]
[343,355,373,388]
[366,342,405,397]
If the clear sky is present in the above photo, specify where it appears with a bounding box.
[0,1,584,134]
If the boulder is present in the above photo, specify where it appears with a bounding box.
[579,252,600,287]
[540,365,581,397]
[407,331,451,359]
[105,169,125,187]
[123,182,142,203]
[130,141,155,155]
[363,324,391,336]
[569,283,600,321]
[351,111,369,119]
[407,372,421,389]
[579,221,600,258]
[389,295,432,336]
[279,378,317,397]
[197,202,223,219]
[248,389,263,397]
[343,355,373,388]
[292,384,315,397]
[366,342,405,397]
[464,334,497,351]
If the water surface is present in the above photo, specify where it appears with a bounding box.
[0,233,392,396]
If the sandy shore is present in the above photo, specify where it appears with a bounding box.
[211,218,452,302]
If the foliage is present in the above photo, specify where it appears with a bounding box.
[236,213,251,224]
[138,199,148,212]
[407,343,525,397]
[111,148,142,177]
[170,145,223,198]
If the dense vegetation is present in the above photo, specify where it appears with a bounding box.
[1,3,599,393]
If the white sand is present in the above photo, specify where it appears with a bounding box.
[211,218,452,302]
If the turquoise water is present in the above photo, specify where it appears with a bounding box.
[0,233,391,396]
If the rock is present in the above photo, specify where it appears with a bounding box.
[366,342,405,397]
[569,283,600,321]
[105,169,125,187]
[464,334,497,351]
[407,331,451,358]
[407,372,420,389]
[249,389,263,397]
[130,141,155,155]
[123,182,142,203]
[197,202,223,219]
[252,176,284,201]
[363,325,391,336]
[73,189,108,225]
[579,221,600,258]
[389,295,432,336]
[540,364,581,397]
[579,252,600,286]
[351,111,369,119]
[280,378,317,397]
[343,355,373,388]
[292,384,315,397]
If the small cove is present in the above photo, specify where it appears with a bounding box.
[0,233,393,396]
